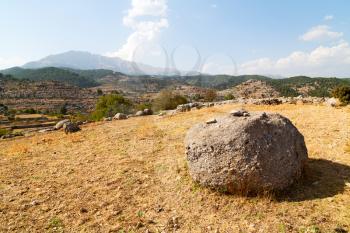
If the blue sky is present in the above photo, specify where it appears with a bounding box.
[1,0,350,77]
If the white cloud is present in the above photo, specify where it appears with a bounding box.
[324,15,334,21]
[0,57,26,69]
[299,25,343,41]
[107,0,168,60]
[239,41,350,77]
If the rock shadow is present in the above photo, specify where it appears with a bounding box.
[276,158,350,202]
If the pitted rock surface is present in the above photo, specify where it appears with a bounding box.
[185,111,308,193]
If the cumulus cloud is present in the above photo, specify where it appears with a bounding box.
[299,25,343,41]
[107,0,168,60]
[324,15,334,21]
[0,56,26,69]
[239,41,350,77]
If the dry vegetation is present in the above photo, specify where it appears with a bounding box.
[0,104,349,232]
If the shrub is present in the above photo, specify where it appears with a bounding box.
[135,102,152,111]
[0,104,8,114]
[203,89,217,102]
[332,85,350,104]
[60,103,68,115]
[0,129,10,137]
[224,93,235,100]
[91,94,132,121]
[21,108,38,114]
[97,88,103,96]
[153,90,188,111]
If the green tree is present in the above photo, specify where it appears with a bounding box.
[332,85,350,104]
[91,94,132,121]
[97,89,103,96]
[153,90,188,111]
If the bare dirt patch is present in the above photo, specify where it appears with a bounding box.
[0,104,349,232]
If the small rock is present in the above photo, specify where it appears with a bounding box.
[312,181,320,186]
[103,117,112,121]
[63,122,81,134]
[113,113,127,120]
[135,111,144,117]
[206,119,217,124]
[334,227,348,233]
[31,200,40,206]
[143,109,153,115]
[230,109,248,117]
[55,119,70,130]
[80,207,88,213]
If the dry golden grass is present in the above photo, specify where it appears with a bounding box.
[0,104,349,232]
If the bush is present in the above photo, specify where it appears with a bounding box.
[97,89,103,96]
[0,129,10,137]
[332,85,350,104]
[91,94,132,121]
[224,93,235,100]
[153,90,188,111]
[0,104,8,114]
[135,102,152,111]
[21,108,38,114]
[203,89,217,102]
[60,103,68,115]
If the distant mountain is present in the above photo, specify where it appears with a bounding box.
[1,67,98,88]
[22,51,168,75]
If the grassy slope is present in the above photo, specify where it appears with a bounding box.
[0,104,349,232]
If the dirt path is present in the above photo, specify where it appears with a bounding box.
[0,104,349,232]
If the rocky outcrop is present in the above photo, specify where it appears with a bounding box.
[185,111,308,194]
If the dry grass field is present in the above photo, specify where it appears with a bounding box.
[0,104,349,232]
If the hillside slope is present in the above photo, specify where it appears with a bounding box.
[0,104,349,232]
[1,67,99,88]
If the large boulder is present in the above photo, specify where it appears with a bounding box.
[185,111,308,193]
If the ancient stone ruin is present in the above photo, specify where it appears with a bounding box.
[185,110,308,194]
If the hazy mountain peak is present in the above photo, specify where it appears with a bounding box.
[22,51,164,75]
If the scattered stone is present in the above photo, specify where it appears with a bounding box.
[54,119,70,130]
[334,227,348,233]
[230,109,249,117]
[113,113,127,120]
[185,111,308,193]
[143,109,153,115]
[103,117,112,121]
[167,216,180,230]
[80,207,88,213]
[63,122,81,134]
[39,128,55,133]
[31,200,40,206]
[135,111,144,117]
[206,119,217,124]
[254,98,282,105]
[158,111,166,116]
[326,97,339,107]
